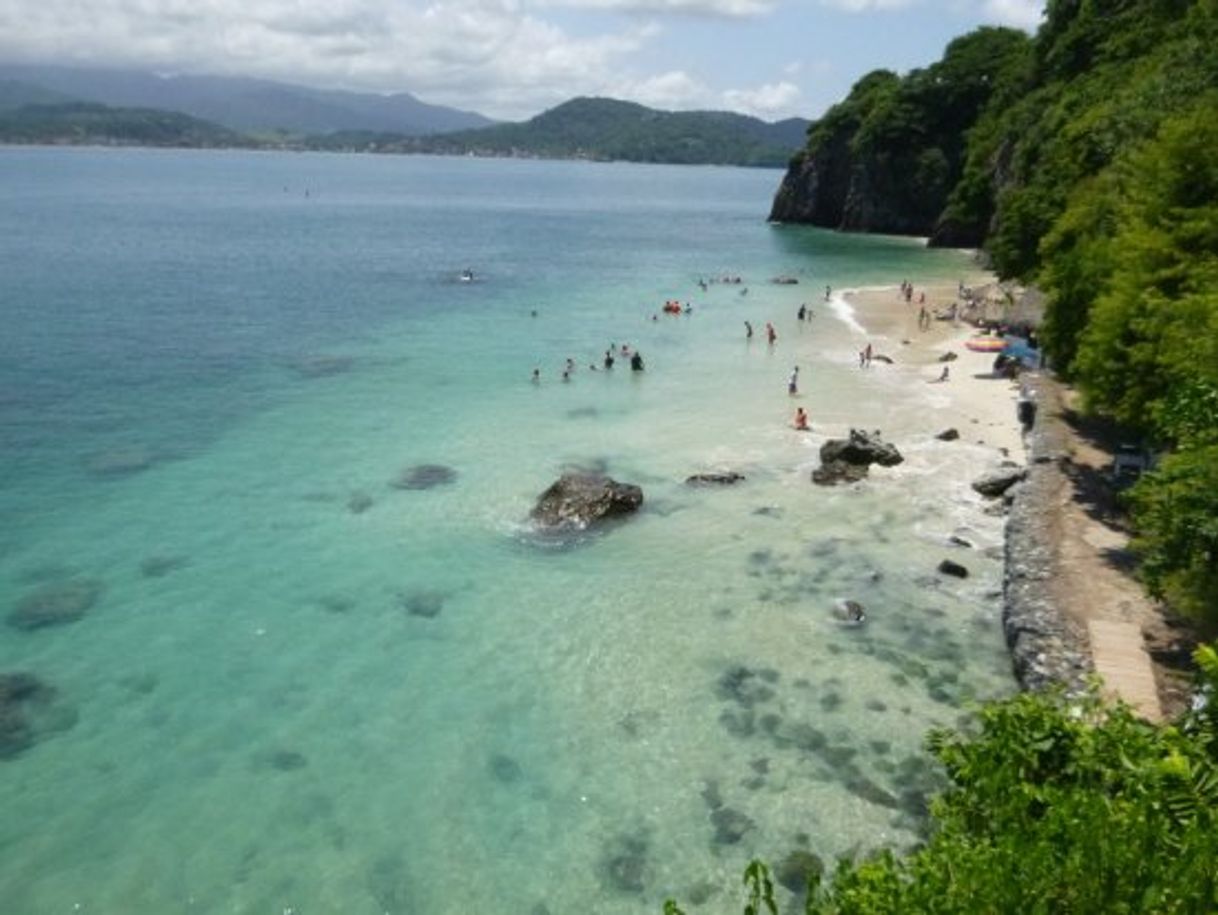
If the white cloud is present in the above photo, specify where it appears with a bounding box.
[612,69,712,108]
[981,0,1043,28]
[0,0,660,119]
[537,0,774,15]
[818,0,913,11]
[722,80,800,116]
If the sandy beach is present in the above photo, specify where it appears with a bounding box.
[842,279,1028,461]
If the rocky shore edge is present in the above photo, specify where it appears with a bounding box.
[1001,374,1092,693]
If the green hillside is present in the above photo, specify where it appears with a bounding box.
[313,97,808,167]
[0,101,254,147]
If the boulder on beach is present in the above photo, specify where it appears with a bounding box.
[938,351,958,363]
[531,473,643,531]
[872,354,894,364]
[935,428,960,441]
[972,467,1027,498]
[812,429,903,486]
[686,471,746,486]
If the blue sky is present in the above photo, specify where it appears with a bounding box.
[0,0,1043,121]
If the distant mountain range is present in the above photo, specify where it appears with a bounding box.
[0,65,809,167]
[0,64,494,135]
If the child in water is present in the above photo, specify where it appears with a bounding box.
[794,407,810,430]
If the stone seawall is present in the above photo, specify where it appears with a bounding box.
[1001,375,1092,692]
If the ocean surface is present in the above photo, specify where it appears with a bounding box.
[0,148,1014,913]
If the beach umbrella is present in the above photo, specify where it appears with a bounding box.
[965,337,1007,353]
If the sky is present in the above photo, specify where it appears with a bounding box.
[0,0,1044,121]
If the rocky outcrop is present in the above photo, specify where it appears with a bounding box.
[531,474,643,531]
[811,429,903,485]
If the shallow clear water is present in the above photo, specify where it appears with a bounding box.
[0,148,1013,913]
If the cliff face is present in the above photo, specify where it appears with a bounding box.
[769,27,1030,244]
[770,147,950,236]
[768,144,851,225]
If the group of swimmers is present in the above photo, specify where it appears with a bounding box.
[533,343,644,383]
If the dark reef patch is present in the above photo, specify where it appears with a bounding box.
[8,578,103,631]
[140,555,189,578]
[710,806,755,845]
[1,672,73,759]
[489,753,523,784]
[390,464,458,491]
[399,589,446,619]
[601,831,651,894]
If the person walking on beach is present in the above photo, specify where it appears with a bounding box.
[788,367,799,395]
[864,343,873,367]
[793,407,809,430]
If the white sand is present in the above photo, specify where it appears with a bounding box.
[845,280,1028,463]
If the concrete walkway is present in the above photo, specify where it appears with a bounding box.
[1088,619,1162,721]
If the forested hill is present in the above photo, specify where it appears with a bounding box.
[773,0,1218,619]
[0,102,254,148]
[312,97,810,167]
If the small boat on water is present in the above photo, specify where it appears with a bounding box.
[458,269,475,283]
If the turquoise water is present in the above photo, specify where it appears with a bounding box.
[0,148,1013,913]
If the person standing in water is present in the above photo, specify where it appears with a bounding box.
[744,320,754,339]
[788,366,799,395]
[631,352,645,371]
[794,407,809,430]
[766,322,777,345]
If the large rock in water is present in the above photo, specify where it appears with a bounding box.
[530,474,643,531]
[812,429,903,485]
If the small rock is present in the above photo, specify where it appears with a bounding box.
[935,428,960,441]
[937,351,958,363]
[948,535,973,549]
[937,559,969,579]
[686,471,746,486]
